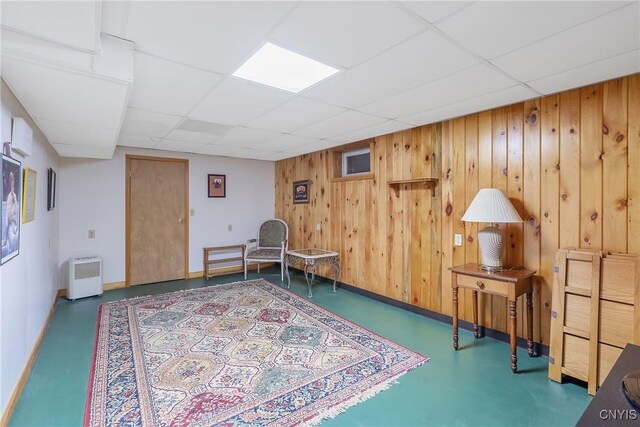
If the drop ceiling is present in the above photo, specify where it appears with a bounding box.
[1,1,639,161]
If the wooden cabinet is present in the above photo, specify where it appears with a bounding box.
[549,250,640,394]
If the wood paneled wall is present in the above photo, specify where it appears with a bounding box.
[275,73,640,345]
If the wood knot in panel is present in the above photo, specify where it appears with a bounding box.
[603,124,609,135]
[445,202,453,216]
[525,108,538,126]
[590,212,598,221]
[616,133,625,143]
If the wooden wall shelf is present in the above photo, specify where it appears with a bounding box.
[387,178,438,197]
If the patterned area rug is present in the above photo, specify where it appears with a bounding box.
[85,279,428,426]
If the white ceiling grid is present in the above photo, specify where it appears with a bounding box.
[0,1,638,161]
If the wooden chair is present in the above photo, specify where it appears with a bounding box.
[244,219,289,281]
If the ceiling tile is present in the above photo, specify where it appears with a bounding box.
[164,129,220,144]
[121,108,183,137]
[34,117,118,146]
[293,110,387,139]
[491,3,640,82]
[359,63,515,119]
[52,142,115,159]
[271,1,425,68]
[2,58,128,128]
[198,144,243,158]
[328,120,413,144]
[436,1,630,59]
[400,1,471,24]
[528,50,640,95]
[211,126,281,149]
[189,78,294,126]
[231,148,281,161]
[153,139,207,154]
[2,1,99,51]
[117,133,159,149]
[129,52,223,116]
[247,97,346,133]
[124,1,293,73]
[401,85,539,127]
[101,1,130,39]
[303,30,480,108]
[267,134,322,151]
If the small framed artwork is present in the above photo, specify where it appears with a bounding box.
[22,167,37,223]
[293,180,309,204]
[2,154,21,264]
[208,174,226,198]
[47,167,56,211]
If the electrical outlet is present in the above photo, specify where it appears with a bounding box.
[88,230,96,239]
[228,224,232,232]
[316,223,321,231]
[454,233,463,246]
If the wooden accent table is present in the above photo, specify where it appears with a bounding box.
[449,264,536,373]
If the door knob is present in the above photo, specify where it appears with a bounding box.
[178,218,184,223]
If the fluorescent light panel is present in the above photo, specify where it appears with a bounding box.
[233,42,339,93]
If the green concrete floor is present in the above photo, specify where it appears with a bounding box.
[10,268,591,426]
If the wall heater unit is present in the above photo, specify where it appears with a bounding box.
[68,256,103,300]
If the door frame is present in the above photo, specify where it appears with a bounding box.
[125,154,190,286]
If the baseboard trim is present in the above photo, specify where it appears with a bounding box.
[292,268,549,357]
[0,292,58,426]
[57,280,127,298]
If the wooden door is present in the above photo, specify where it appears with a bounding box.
[126,155,189,286]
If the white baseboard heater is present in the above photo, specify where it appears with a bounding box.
[68,256,103,300]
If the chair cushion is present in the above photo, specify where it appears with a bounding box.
[259,220,287,247]
[246,248,282,260]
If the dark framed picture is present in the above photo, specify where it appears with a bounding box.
[2,154,21,264]
[47,167,56,211]
[293,180,309,204]
[208,174,226,198]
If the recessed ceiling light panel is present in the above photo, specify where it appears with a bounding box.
[233,42,339,93]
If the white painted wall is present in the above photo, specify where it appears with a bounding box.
[0,80,60,414]
[58,146,275,285]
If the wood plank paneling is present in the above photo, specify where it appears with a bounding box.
[559,90,581,249]
[629,75,640,255]
[523,100,541,342]
[580,85,603,249]
[275,73,640,347]
[602,79,628,253]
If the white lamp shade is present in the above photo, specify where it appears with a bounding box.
[461,188,523,223]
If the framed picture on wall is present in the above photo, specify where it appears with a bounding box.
[208,174,226,198]
[22,168,37,223]
[1,154,21,264]
[47,167,56,211]
[293,180,309,204]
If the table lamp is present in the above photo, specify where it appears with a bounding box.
[461,188,523,271]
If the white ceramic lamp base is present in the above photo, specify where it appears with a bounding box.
[478,225,504,271]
